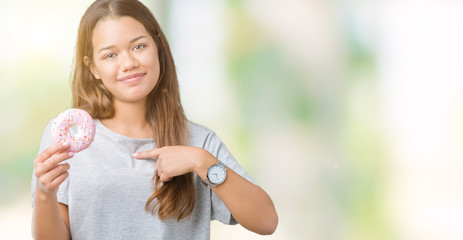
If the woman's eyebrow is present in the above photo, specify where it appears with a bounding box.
[97,36,148,54]
[98,45,115,54]
[130,35,147,43]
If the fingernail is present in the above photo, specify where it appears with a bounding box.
[132,153,138,157]
[63,142,69,147]
[68,151,74,157]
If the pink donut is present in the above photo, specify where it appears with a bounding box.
[51,109,96,152]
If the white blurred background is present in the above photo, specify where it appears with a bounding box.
[1,0,463,239]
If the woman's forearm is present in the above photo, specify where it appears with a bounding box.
[32,188,70,240]
[133,146,279,234]
[194,153,279,235]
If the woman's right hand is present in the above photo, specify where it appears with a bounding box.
[33,142,74,196]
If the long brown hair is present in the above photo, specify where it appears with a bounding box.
[72,0,195,221]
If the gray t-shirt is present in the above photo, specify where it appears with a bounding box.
[31,119,255,240]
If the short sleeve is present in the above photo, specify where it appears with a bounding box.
[31,119,70,207]
[202,131,256,225]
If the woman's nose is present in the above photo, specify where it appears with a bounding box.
[120,52,139,71]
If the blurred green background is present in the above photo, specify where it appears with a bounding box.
[2,0,463,239]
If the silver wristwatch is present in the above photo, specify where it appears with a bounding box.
[202,161,227,187]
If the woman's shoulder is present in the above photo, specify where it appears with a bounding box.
[186,120,220,147]
[187,120,214,138]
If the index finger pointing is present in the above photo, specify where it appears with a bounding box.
[132,148,161,159]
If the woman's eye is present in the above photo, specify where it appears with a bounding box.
[104,53,116,59]
[133,44,145,51]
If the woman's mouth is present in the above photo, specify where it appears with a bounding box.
[118,73,145,83]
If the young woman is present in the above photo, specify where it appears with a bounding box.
[31,0,278,239]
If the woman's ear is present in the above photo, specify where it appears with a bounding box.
[84,56,101,80]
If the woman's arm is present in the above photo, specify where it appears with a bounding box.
[32,143,73,240]
[134,146,279,235]
[32,196,71,239]
[194,151,278,235]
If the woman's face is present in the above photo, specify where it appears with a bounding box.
[89,16,160,105]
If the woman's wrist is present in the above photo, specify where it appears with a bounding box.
[34,187,58,203]
[191,148,217,180]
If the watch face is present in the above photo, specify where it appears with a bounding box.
[208,164,226,184]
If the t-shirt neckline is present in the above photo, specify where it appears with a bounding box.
[95,119,155,144]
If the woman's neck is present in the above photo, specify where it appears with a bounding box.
[100,100,154,139]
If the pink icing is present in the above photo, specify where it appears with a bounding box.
[51,109,96,153]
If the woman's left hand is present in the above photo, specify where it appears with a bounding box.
[133,146,211,182]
